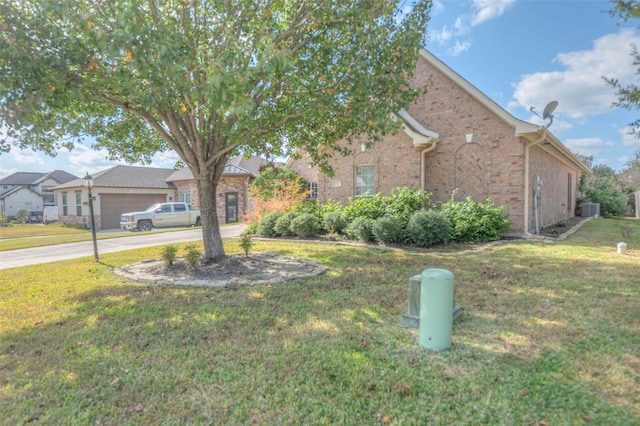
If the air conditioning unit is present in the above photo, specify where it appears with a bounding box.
[581,203,600,217]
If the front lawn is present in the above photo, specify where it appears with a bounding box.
[0,218,638,424]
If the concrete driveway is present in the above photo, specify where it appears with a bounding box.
[0,224,245,269]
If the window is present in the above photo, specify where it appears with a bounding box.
[309,182,318,199]
[179,192,192,209]
[62,193,68,216]
[75,191,82,216]
[41,186,54,205]
[174,203,186,212]
[355,164,375,197]
[567,173,573,213]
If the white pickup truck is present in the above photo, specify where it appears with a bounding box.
[120,202,201,232]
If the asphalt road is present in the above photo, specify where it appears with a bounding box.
[0,225,245,269]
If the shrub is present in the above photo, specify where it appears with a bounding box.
[372,215,405,244]
[241,222,259,236]
[240,235,253,256]
[274,212,298,236]
[184,244,202,268]
[581,177,627,217]
[257,211,283,237]
[289,213,322,237]
[406,209,450,247]
[383,187,434,224]
[345,217,375,242]
[291,200,322,218]
[323,211,348,234]
[161,244,179,265]
[343,193,386,222]
[441,196,511,242]
[16,208,29,224]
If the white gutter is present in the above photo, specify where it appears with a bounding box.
[394,110,439,192]
[523,128,547,236]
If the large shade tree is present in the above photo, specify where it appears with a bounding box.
[0,0,431,262]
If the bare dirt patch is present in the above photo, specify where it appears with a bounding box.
[537,216,588,239]
[114,252,328,287]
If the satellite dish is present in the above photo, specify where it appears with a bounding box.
[529,100,558,128]
[542,101,558,120]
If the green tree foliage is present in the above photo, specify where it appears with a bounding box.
[0,0,431,261]
[606,1,640,133]
[250,166,308,200]
[582,177,628,217]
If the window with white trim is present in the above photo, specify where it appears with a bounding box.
[309,182,318,199]
[62,193,68,216]
[355,164,375,197]
[179,192,192,209]
[75,191,82,216]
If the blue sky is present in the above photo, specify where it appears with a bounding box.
[2,0,640,179]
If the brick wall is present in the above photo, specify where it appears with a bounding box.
[172,176,250,224]
[288,55,585,235]
[528,145,579,230]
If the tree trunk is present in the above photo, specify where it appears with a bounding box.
[197,174,226,263]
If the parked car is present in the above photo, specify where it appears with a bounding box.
[120,202,201,231]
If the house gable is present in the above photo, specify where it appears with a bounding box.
[290,49,589,236]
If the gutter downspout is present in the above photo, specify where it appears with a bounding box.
[420,140,438,191]
[523,128,546,236]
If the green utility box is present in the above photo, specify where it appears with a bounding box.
[419,268,454,351]
[401,274,461,328]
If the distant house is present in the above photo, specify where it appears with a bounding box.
[53,165,177,229]
[166,155,266,225]
[0,170,77,218]
[52,155,267,229]
[288,49,590,236]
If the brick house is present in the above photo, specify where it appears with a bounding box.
[166,157,265,225]
[288,49,590,236]
[52,156,265,229]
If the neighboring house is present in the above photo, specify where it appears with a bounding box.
[52,155,267,229]
[0,170,77,218]
[53,165,177,229]
[288,49,590,236]
[166,155,266,225]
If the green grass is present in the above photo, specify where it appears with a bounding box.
[0,223,204,251]
[1,218,639,424]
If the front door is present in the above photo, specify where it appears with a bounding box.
[225,192,238,224]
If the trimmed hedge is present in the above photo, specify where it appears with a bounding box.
[257,211,283,237]
[406,209,450,247]
[372,215,405,244]
[346,217,375,242]
[290,213,322,237]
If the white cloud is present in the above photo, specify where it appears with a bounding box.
[564,137,612,157]
[471,0,516,27]
[150,150,181,169]
[619,127,640,147]
[511,29,640,119]
[64,143,124,175]
[9,149,45,166]
[449,40,471,56]
[428,0,514,56]
[0,164,20,180]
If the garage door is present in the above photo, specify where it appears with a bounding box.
[100,194,167,229]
